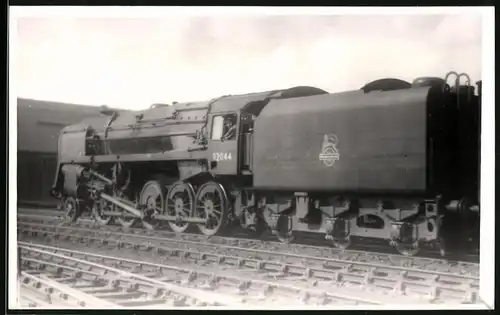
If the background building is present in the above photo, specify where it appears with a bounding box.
[17,98,104,207]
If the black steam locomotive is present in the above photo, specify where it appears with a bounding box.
[51,71,481,256]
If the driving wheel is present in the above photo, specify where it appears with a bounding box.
[166,181,195,233]
[195,181,230,236]
[140,180,166,230]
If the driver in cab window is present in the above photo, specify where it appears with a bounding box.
[222,115,237,140]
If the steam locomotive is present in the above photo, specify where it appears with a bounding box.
[50,71,481,257]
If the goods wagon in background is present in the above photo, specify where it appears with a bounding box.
[17,98,108,207]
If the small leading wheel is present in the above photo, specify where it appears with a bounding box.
[166,182,195,233]
[62,196,80,223]
[195,181,229,236]
[395,241,420,256]
[140,180,166,230]
[93,199,113,226]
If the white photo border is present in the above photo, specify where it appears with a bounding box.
[8,6,495,310]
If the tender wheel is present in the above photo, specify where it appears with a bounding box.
[331,236,351,250]
[195,181,229,236]
[275,232,295,244]
[166,182,195,233]
[61,196,80,223]
[391,222,421,256]
[140,180,166,230]
[274,214,294,244]
[92,199,113,226]
[239,208,268,238]
[458,198,480,246]
[395,241,420,256]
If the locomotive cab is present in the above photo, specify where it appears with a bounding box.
[207,110,256,175]
[207,112,240,174]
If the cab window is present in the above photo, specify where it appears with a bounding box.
[211,116,224,140]
[211,114,237,141]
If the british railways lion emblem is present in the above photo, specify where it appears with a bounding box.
[319,134,340,167]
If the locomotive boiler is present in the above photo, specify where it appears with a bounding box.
[50,71,481,256]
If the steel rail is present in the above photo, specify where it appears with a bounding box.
[17,214,480,268]
[18,219,479,276]
[18,223,479,304]
[18,275,76,309]
[19,258,207,309]
[17,208,480,263]
[19,271,120,308]
[19,244,253,308]
[18,203,480,262]
[19,241,431,306]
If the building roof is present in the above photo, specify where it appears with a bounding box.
[17,98,106,113]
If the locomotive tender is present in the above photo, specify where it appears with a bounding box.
[51,71,481,256]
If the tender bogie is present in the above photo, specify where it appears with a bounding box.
[231,190,474,256]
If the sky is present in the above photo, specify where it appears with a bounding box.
[15,12,483,110]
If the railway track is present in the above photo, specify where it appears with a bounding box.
[18,270,120,308]
[18,218,480,305]
[18,242,254,308]
[18,208,63,218]
[17,208,479,263]
[18,242,401,308]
